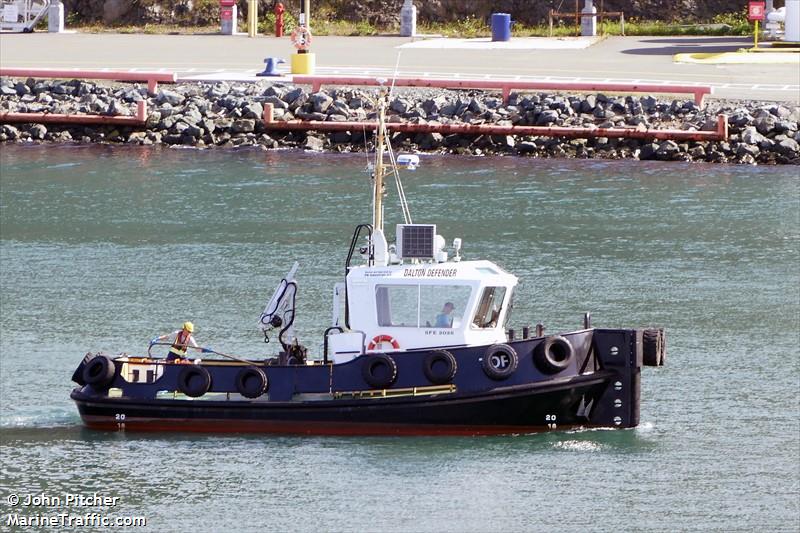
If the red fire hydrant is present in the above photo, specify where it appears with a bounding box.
[274,3,285,37]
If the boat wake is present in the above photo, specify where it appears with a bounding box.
[553,440,603,452]
[0,409,81,430]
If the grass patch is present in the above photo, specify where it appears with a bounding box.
[60,10,753,38]
[418,11,752,38]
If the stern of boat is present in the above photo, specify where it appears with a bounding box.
[581,327,665,429]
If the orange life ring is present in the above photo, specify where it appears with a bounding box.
[368,334,400,351]
[290,26,313,50]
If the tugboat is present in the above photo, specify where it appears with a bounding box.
[70,89,666,436]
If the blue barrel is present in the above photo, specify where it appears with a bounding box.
[491,13,511,42]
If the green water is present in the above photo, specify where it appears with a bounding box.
[1,145,798,531]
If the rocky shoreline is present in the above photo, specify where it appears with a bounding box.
[1,78,799,165]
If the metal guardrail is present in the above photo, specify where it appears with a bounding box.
[0,100,148,126]
[291,75,714,106]
[0,68,177,94]
[263,103,729,142]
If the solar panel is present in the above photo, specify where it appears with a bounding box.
[396,224,436,259]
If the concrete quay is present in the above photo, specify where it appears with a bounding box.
[0,33,798,103]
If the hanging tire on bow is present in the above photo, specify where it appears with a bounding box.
[533,336,574,374]
[367,334,400,352]
[423,350,457,385]
[362,354,397,389]
[482,344,518,381]
[177,366,212,398]
[82,355,116,390]
[235,367,269,399]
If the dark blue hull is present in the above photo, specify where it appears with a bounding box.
[71,328,657,435]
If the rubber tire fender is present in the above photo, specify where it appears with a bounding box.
[482,344,518,380]
[643,328,666,366]
[177,366,212,398]
[423,350,457,385]
[533,335,574,374]
[361,354,398,389]
[82,355,116,390]
[235,367,269,399]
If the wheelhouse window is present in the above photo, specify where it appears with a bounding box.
[376,285,418,327]
[420,285,471,328]
[376,284,472,328]
[472,286,507,329]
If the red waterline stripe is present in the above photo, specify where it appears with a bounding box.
[81,415,590,436]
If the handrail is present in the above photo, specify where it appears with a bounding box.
[291,75,713,106]
[0,68,177,94]
[146,342,260,366]
[263,104,729,142]
[322,326,345,364]
[344,224,373,329]
[0,101,148,127]
[0,0,51,32]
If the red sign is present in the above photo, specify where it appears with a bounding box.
[220,7,232,20]
[748,1,766,21]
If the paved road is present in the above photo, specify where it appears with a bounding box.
[1,33,798,102]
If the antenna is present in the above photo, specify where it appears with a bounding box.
[389,51,402,97]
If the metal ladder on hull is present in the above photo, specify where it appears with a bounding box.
[1,0,51,33]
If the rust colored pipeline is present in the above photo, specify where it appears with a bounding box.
[0,101,148,127]
[0,68,177,94]
[262,104,729,142]
[291,75,714,106]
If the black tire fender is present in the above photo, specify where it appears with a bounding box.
[235,367,269,399]
[643,328,665,366]
[533,336,574,374]
[177,365,212,398]
[423,350,457,385]
[361,354,398,389]
[482,344,518,380]
[82,355,116,390]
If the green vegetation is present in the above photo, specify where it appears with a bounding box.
[63,10,754,38]
[417,9,752,38]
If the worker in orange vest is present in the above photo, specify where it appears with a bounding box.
[152,321,200,362]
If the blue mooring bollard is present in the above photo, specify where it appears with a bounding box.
[257,57,285,77]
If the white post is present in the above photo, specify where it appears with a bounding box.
[786,0,800,42]
[400,0,417,37]
[765,0,780,38]
[48,0,65,33]
[581,0,597,37]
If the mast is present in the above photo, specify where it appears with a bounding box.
[372,88,388,233]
